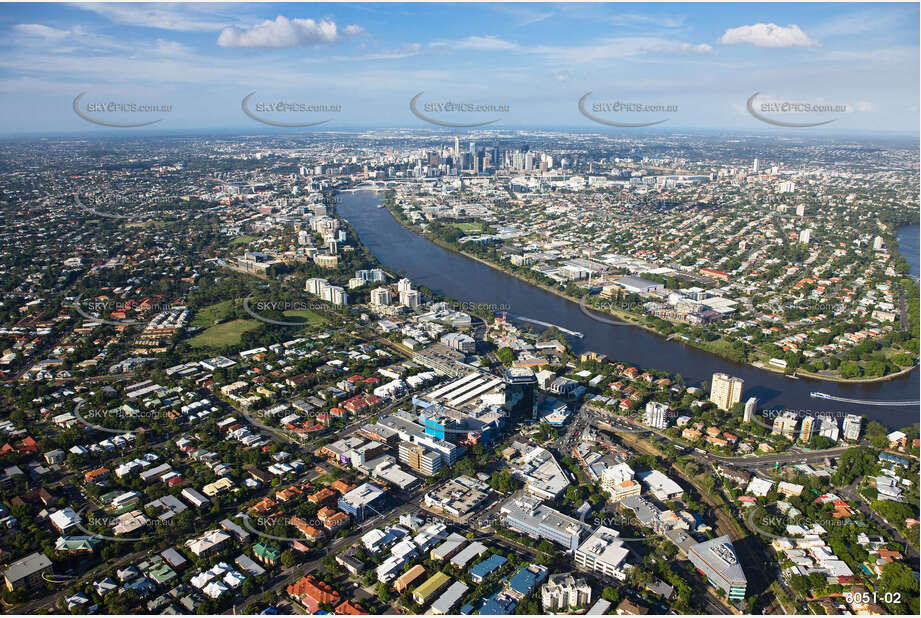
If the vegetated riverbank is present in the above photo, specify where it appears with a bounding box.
[375,188,918,384]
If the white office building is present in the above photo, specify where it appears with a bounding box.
[637,469,683,501]
[574,526,630,580]
[600,463,640,503]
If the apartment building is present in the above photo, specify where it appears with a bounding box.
[709,373,743,411]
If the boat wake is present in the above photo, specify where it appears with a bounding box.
[810,392,919,406]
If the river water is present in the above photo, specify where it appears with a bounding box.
[897,225,920,278]
[338,191,919,429]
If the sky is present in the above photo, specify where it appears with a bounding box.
[0,1,918,135]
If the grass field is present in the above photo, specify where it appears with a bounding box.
[191,300,236,328]
[283,309,326,325]
[229,235,258,247]
[189,319,259,349]
[452,222,483,232]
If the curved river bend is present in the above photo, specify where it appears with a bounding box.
[338,191,919,430]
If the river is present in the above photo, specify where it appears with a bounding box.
[338,190,919,430]
[897,225,920,278]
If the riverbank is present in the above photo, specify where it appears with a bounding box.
[793,363,919,383]
[374,191,915,384]
[749,360,919,384]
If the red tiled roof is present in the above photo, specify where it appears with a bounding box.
[287,576,340,605]
[334,600,366,615]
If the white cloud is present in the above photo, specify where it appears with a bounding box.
[491,5,553,27]
[76,3,231,32]
[674,42,713,53]
[14,24,85,42]
[217,16,363,49]
[12,23,140,53]
[553,70,571,82]
[719,23,818,48]
[448,36,518,51]
[154,39,189,56]
[811,11,903,39]
[533,37,713,64]
[609,13,686,29]
[333,43,423,61]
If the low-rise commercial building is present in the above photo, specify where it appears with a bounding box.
[574,526,630,581]
[424,475,491,517]
[687,535,747,600]
[500,495,590,551]
[4,552,52,591]
[338,482,387,521]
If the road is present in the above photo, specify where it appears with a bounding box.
[225,500,420,613]
[839,478,919,561]
[17,544,162,613]
[597,410,854,469]
[552,402,594,454]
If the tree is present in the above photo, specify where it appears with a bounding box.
[864,360,886,378]
[865,421,889,449]
[376,581,391,603]
[880,562,919,606]
[839,361,861,379]
[789,575,810,596]
[495,347,515,366]
[601,586,620,604]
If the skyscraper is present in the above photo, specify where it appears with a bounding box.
[710,373,744,411]
[370,287,392,307]
[454,136,459,156]
[400,289,421,309]
[743,397,757,423]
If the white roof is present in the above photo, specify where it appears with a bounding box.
[637,469,683,498]
[746,477,774,497]
[49,507,80,530]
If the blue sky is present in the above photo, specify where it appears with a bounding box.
[0,2,918,134]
